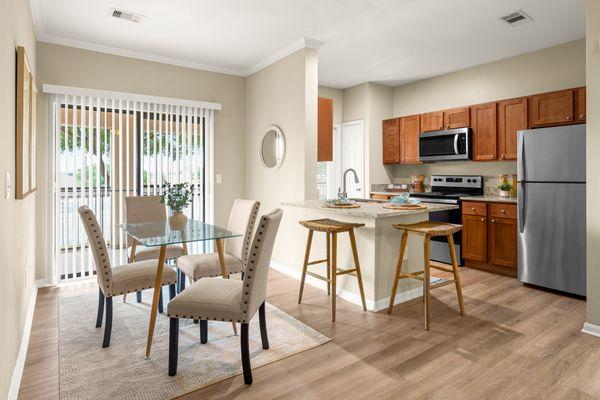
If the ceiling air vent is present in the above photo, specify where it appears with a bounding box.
[500,9,533,26]
[110,8,144,23]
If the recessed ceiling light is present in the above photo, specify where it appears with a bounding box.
[500,9,533,27]
[110,7,144,23]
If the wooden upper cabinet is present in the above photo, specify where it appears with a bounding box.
[497,97,527,161]
[400,114,421,164]
[471,103,497,161]
[444,107,470,129]
[421,111,444,132]
[528,89,574,127]
[382,118,401,164]
[489,216,517,269]
[575,87,586,123]
[317,97,333,162]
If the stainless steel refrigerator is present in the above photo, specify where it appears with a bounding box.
[517,124,586,296]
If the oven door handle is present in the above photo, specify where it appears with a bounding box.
[453,133,460,155]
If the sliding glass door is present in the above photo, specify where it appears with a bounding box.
[51,95,213,282]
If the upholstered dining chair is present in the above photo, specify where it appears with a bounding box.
[125,195,186,307]
[78,206,178,348]
[167,208,283,384]
[177,199,260,288]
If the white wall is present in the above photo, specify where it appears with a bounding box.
[390,39,585,182]
[586,0,600,328]
[0,0,38,398]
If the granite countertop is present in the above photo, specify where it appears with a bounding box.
[460,196,518,204]
[282,200,458,219]
[370,191,407,196]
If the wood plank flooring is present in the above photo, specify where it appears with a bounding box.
[18,267,600,400]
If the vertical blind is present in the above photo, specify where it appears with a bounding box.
[49,91,216,282]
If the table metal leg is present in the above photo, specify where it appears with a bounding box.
[216,238,238,335]
[145,245,167,359]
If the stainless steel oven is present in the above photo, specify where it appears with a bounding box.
[410,175,484,265]
[419,127,471,162]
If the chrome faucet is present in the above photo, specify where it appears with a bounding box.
[338,168,359,198]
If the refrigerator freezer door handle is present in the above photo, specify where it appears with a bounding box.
[519,182,526,233]
[518,132,526,181]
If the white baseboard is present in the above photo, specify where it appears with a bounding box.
[7,280,42,400]
[581,322,600,338]
[270,261,422,312]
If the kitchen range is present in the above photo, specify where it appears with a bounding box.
[410,175,483,265]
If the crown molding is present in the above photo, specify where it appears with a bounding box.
[244,37,325,76]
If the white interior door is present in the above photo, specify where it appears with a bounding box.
[340,120,365,198]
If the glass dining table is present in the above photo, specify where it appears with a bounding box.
[120,218,242,359]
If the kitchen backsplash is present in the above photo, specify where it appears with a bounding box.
[372,176,511,196]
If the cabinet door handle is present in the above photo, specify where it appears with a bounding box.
[580,114,586,119]
[501,209,506,214]
[566,116,572,120]
[481,218,485,222]
[491,219,495,223]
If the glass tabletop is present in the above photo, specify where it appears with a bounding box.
[120,219,241,247]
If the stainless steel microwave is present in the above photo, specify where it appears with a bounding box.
[419,127,471,162]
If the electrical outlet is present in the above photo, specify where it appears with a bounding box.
[25,268,29,287]
[216,174,223,184]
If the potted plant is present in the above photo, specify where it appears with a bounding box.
[498,181,512,198]
[160,182,193,227]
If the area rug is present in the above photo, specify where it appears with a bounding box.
[58,290,330,400]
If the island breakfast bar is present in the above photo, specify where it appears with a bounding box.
[274,200,459,312]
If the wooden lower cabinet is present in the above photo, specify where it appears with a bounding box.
[462,214,488,262]
[462,202,517,276]
[489,217,517,268]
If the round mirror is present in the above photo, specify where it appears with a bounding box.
[261,125,285,169]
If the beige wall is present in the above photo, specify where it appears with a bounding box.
[35,43,246,277]
[586,0,600,326]
[245,48,319,213]
[390,39,586,181]
[341,83,394,192]
[0,0,38,398]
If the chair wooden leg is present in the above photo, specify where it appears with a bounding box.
[240,323,253,385]
[448,234,465,315]
[326,232,331,296]
[259,302,269,350]
[200,320,208,344]
[168,318,179,376]
[169,284,176,300]
[136,291,142,303]
[298,230,313,304]
[423,236,431,331]
[102,296,113,348]
[349,229,367,312]
[388,231,408,314]
[331,232,337,322]
[96,288,104,328]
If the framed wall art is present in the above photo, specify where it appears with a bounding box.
[16,46,37,199]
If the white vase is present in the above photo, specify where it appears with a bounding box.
[499,190,511,198]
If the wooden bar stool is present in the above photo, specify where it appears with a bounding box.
[298,218,367,322]
[387,221,465,330]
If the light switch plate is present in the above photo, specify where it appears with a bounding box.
[5,172,12,199]
[216,174,223,184]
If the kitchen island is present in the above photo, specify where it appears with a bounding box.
[272,200,458,311]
